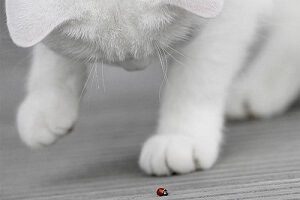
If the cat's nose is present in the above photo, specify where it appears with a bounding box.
[119,58,151,71]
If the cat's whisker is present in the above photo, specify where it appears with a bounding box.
[158,77,165,102]
[161,47,186,66]
[165,45,188,59]
[90,62,98,90]
[160,47,170,83]
[101,61,106,93]
[79,63,96,102]
[154,42,169,102]
[155,42,168,83]
[155,45,165,80]
[95,63,101,90]
[160,48,171,102]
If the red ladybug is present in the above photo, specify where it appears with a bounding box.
[156,188,168,197]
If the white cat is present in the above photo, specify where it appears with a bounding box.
[5,0,300,176]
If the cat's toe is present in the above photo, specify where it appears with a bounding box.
[165,136,197,174]
[139,134,220,176]
[139,135,171,176]
[17,90,78,148]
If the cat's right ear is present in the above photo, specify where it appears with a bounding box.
[6,0,78,47]
[148,0,224,18]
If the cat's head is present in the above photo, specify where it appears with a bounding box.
[6,0,224,63]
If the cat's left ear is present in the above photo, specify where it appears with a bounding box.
[6,0,78,47]
[152,0,224,18]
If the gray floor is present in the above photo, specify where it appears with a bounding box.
[2,10,300,200]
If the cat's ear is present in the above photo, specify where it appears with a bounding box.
[6,0,78,47]
[153,0,224,18]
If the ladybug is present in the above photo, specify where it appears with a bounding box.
[156,187,168,197]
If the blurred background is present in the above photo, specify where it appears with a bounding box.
[1,1,300,199]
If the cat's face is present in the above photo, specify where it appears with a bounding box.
[43,1,194,63]
[6,0,223,63]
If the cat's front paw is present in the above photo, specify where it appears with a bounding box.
[139,134,220,176]
[17,89,78,148]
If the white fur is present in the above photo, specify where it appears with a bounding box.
[17,44,85,148]
[5,0,300,175]
[226,1,300,119]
